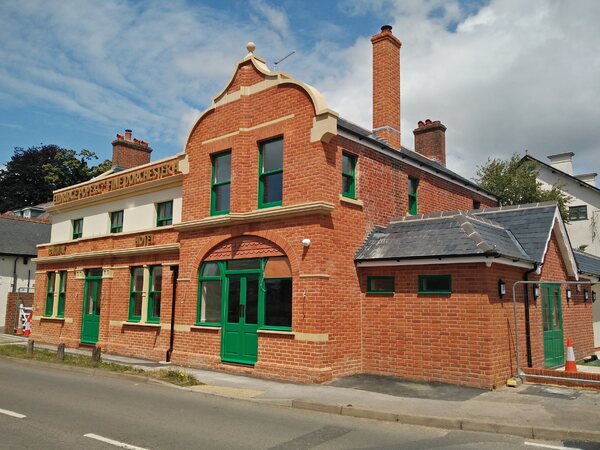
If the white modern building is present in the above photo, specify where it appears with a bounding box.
[524,152,600,347]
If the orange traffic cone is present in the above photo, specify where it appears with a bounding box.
[565,338,577,372]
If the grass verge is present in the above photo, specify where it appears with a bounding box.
[0,344,202,386]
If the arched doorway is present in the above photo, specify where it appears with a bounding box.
[197,236,292,365]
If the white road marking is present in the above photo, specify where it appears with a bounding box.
[0,408,26,419]
[84,433,148,450]
[524,442,581,450]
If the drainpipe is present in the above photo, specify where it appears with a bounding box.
[11,256,18,292]
[166,265,179,363]
[522,263,538,368]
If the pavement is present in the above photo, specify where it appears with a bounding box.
[3,335,600,444]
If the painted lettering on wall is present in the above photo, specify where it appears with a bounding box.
[135,234,155,247]
[48,245,66,256]
[53,160,179,205]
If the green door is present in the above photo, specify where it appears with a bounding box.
[541,283,564,368]
[81,270,102,344]
[221,274,259,365]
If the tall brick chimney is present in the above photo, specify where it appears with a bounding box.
[111,129,152,170]
[371,25,402,150]
[413,119,447,166]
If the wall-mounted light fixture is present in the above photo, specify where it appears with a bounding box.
[576,284,581,293]
[533,284,540,299]
[584,289,589,302]
[302,238,311,247]
[498,279,506,298]
[566,288,572,301]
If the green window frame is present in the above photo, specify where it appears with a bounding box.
[57,271,67,317]
[418,275,452,294]
[110,210,124,233]
[342,152,356,199]
[367,276,395,294]
[197,261,224,326]
[45,272,56,316]
[72,218,83,239]
[408,177,418,215]
[129,267,144,322]
[147,266,162,323]
[568,205,588,221]
[211,151,231,215]
[156,201,173,227]
[258,137,283,208]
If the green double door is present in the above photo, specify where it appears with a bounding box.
[81,270,102,345]
[222,274,259,365]
[541,283,564,368]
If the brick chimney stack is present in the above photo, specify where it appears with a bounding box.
[413,119,447,166]
[111,129,152,169]
[371,25,402,150]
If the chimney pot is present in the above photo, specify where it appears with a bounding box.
[124,129,132,141]
[381,25,393,32]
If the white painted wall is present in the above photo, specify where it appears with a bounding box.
[50,186,182,243]
[537,165,600,257]
[0,255,36,331]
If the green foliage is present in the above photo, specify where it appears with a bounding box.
[0,145,111,212]
[475,153,571,220]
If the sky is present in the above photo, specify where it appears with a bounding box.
[0,0,598,181]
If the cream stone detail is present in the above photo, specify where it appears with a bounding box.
[299,274,330,279]
[185,51,339,148]
[175,201,334,232]
[162,324,193,332]
[257,329,295,336]
[202,130,240,145]
[33,243,180,264]
[201,115,295,145]
[177,152,190,174]
[176,278,192,282]
[102,268,113,279]
[190,325,221,331]
[140,265,150,323]
[339,195,364,207]
[294,332,329,342]
[75,270,85,279]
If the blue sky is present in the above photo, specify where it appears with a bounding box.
[0,0,598,180]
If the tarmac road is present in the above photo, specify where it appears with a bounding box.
[0,358,594,450]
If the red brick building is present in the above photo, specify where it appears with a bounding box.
[31,26,596,388]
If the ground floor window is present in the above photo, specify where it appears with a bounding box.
[418,275,451,294]
[45,271,67,317]
[367,276,395,294]
[264,278,292,328]
[128,265,163,323]
[129,267,144,322]
[147,266,162,323]
[197,261,223,325]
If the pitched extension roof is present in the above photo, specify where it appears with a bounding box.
[337,117,496,200]
[0,216,51,256]
[356,202,579,276]
[521,154,600,195]
[573,250,600,278]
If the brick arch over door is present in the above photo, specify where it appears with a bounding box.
[191,232,301,279]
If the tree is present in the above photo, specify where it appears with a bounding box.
[474,153,571,220]
[0,145,111,212]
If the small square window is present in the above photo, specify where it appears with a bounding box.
[156,201,173,227]
[72,218,83,239]
[110,210,124,233]
[473,200,481,210]
[367,276,395,294]
[418,275,451,294]
[568,205,588,221]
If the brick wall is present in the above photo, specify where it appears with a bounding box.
[4,292,33,333]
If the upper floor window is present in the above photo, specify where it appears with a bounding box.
[211,151,231,215]
[569,205,588,221]
[156,201,173,227]
[72,218,83,239]
[259,138,283,208]
[342,152,356,199]
[408,177,419,215]
[110,210,124,233]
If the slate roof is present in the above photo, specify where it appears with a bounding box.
[573,250,600,277]
[337,117,495,199]
[0,216,51,256]
[356,202,559,265]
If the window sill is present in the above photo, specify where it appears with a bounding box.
[123,321,162,328]
[417,291,452,295]
[258,329,294,336]
[191,325,221,331]
[339,195,363,207]
[367,292,395,296]
[40,316,66,322]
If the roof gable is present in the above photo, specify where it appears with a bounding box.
[0,217,51,256]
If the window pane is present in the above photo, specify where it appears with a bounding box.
[59,272,67,293]
[265,278,292,327]
[342,174,352,194]
[245,278,258,325]
[369,277,394,293]
[263,172,283,204]
[151,292,161,318]
[152,266,162,292]
[342,154,354,174]
[132,267,144,291]
[262,139,283,172]
[132,292,142,317]
[87,268,103,277]
[202,262,220,277]
[408,178,418,195]
[200,281,221,323]
[214,184,230,212]
[421,276,451,292]
[227,278,240,322]
[95,282,102,315]
[48,272,56,293]
[214,153,231,183]
[227,259,261,270]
